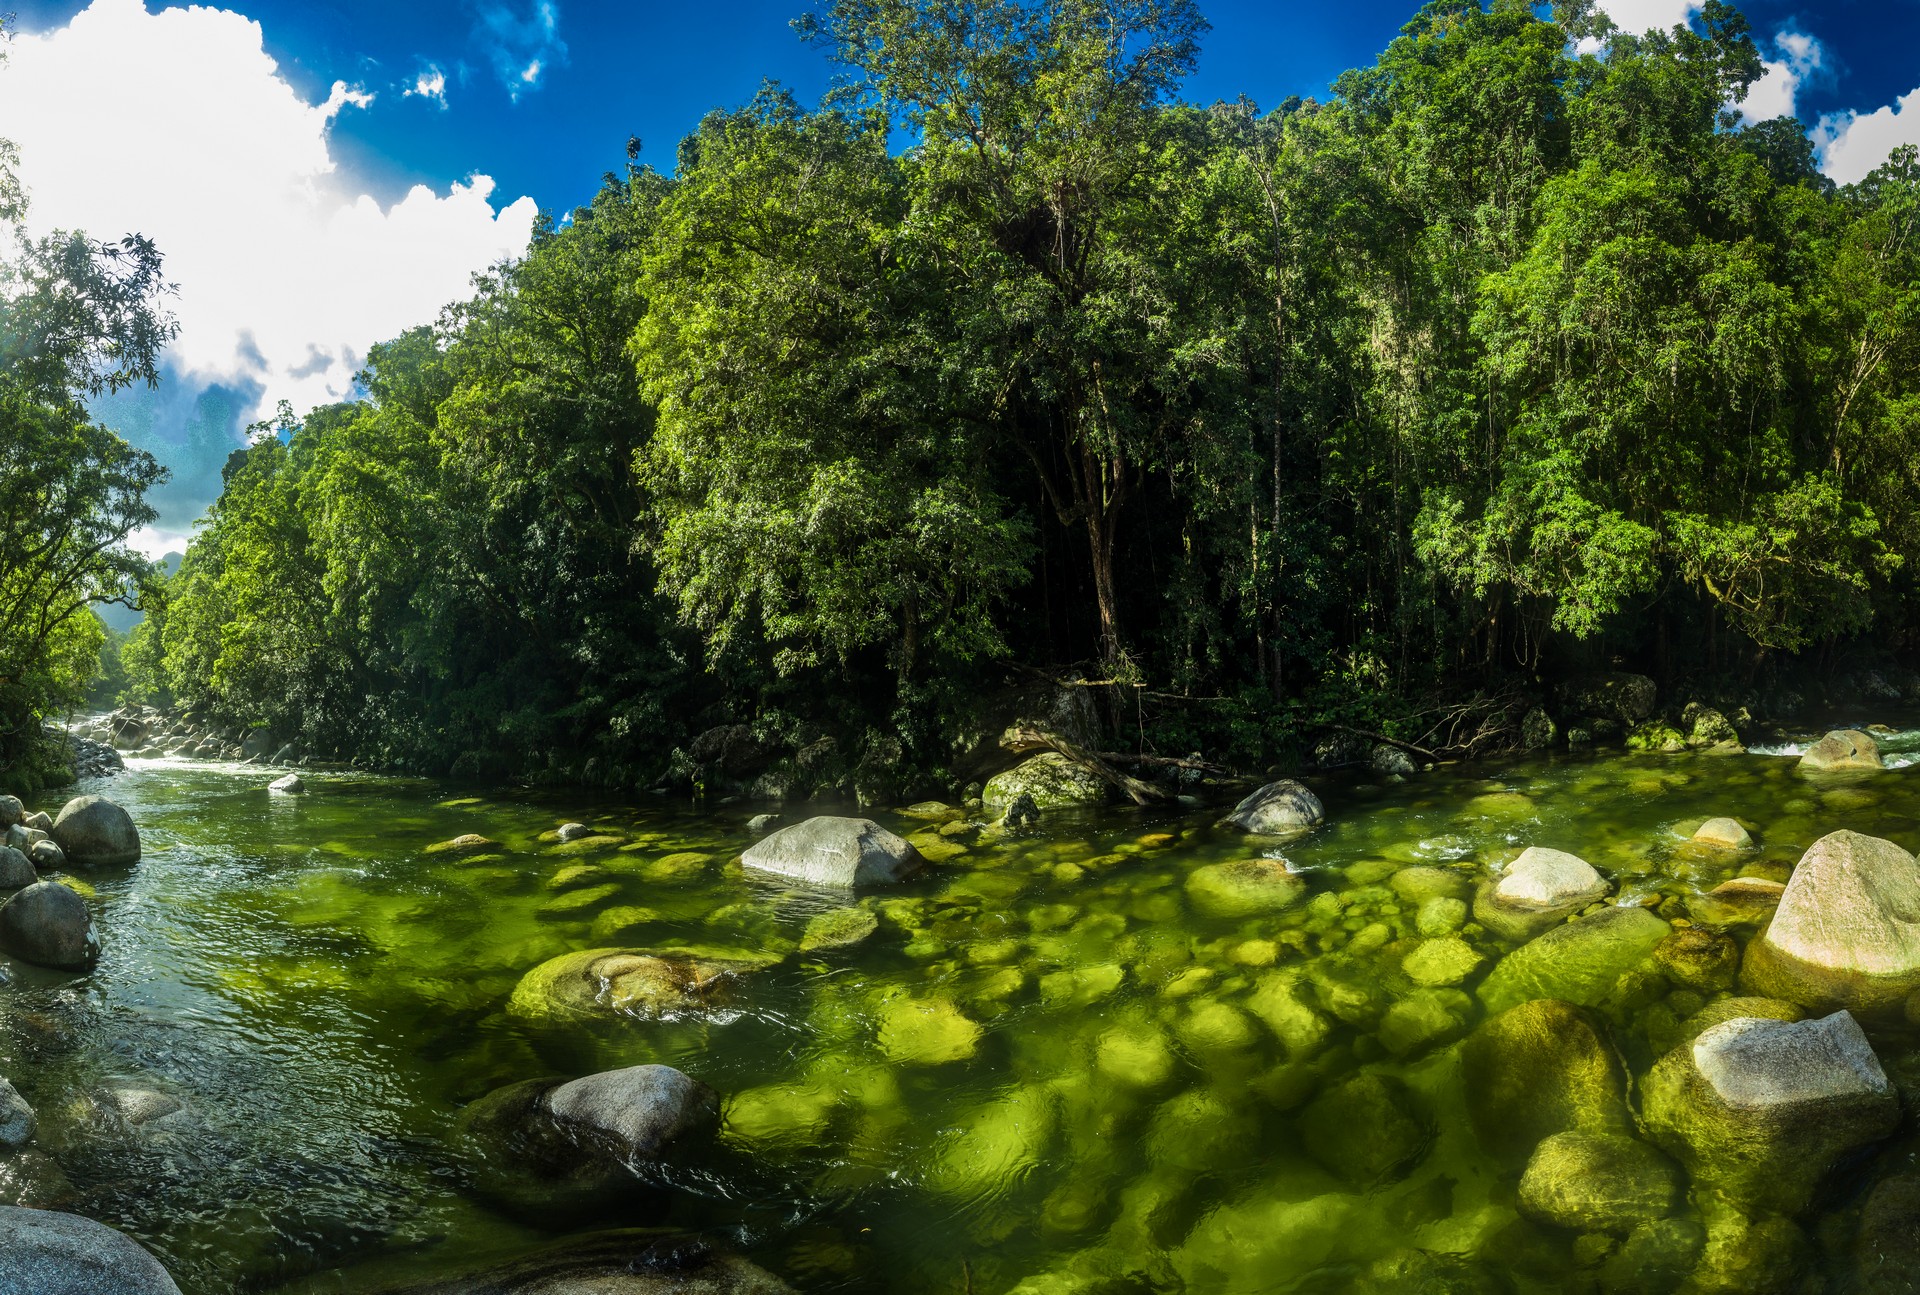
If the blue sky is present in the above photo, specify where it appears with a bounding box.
[4,0,1919,554]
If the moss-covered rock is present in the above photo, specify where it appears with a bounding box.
[1172,1190,1359,1291]
[1094,1020,1179,1092]
[1473,846,1611,942]
[508,948,770,1027]
[1652,927,1739,993]
[875,995,983,1065]
[1515,1131,1682,1235]
[1376,988,1476,1058]
[1301,1072,1432,1187]
[1244,972,1331,1059]
[799,906,879,952]
[982,754,1109,810]
[924,1084,1056,1199]
[1183,859,1307,919]
[721,1082,841,1151]
[1477,905,1669,1014]
[1401,938,1484,988]
[1460,999,1631,1163]
[1627,722,1687,753]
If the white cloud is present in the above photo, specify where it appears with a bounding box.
[1740,30,1824,124]
[0,0,537,427]
[476,1,565,101]
[1594,0,1701,37]
[1819,89,1920,186]
[405,63,448,107]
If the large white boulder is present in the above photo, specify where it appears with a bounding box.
[741,816,925,888]
[1743,831,1920,1013]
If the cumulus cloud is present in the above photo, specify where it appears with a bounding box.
[476,1,566,101]
[1739,30,1825,124]
[1819,89,1920,186]
[0,0,538,550]
[405,63,448,107]
[1594,0,1701,37]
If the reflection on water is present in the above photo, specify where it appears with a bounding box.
[6,736,1920,1293]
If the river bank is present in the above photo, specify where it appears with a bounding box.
[0,723,1919,1291]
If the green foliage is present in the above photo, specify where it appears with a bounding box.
[126,1,1920,781]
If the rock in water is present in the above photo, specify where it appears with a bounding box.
[555,822,590,843]
[1184,859,1307,918]
[508,948,770,1026]
[1370,744,1417,776]
[424,833,502,857]
[0,882,98,971]
[740,816,924,887]
[1461,999,1632,1163]
[47,797,139,867]
[0,1206,182,1294]
[744,813,780,836]
[1742,831,1920,1013]
[981,753,1108,809]
[268,773,305,794]
[1300,1073,1432,1187]
[541,1065,719,1160]
[0,1077,34,1147]
[1473,846,1612,942]
[1219,780,1326,836]
[1517,1131,1682,1235]
[0,846,35,890]
[1478,905,1669,1013]
[1798,729,1884,772]
[1691,817,1753,849]
[26,841,62,872]
[1642,1011,1897,1213]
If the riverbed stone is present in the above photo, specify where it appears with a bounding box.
[1183,858,1306,919]
[25,841,62,872]
[1218,779,1325,836]
[1477,905,1669,1014]
[1173,1189,1359,1291]
[1799,729,1884,772]
[555,822,591,842]
[0,847,34,890]
[0,1206,181,1295]
[1653,927,1740,993]
[925,1083,1056,1200]
[507,948,770,1026]
[721,1082,839,1151]
[1301,1072,1431,1187]
[1474,847,1610,941]
[875,995,981,1065]
[1401,937,1483,987]
[47,797,138,868]
[741,816,925,888]
[1691,876,1787,927]
[541,1064,719,1160]
[1415,896,1468,937]
[1642,1010,1898,1213]
[1094,1021,1179,1092]
[981,753,1108,810]
[799,906,879,952]
[268,773,304,794]
[0,882,97,972]
[1376,988,1476,1058]
[424,833,502,858]
[1742,831,1920,1013]
[1516,1130,1681,1235]
[0,1078,34,1148]
[1691,817,1752,849]
[1461,999,1631,1163]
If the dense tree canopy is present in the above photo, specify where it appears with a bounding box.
[94,0,1920,787]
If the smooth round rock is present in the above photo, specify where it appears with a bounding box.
[1184,858,1307,918]
[1743,831,1920,1013]
[1518,1130,1682,1235]
[741,816,925,888]
[0,797,21,828]
[0,847,35,890]
[267,774,305,794]
[1692,817,1753,849]
[0,882,98,971]
[1219,780,1325,836]
[0,1206,182,1294]
[541,1064,719,1159]
[25,841,62,872]
[47,798,139,868]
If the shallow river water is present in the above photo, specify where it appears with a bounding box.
[12,730,1920,1294]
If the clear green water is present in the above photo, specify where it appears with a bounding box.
[10,734,1920,1293]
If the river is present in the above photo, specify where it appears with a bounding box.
[9,729,1920,1293]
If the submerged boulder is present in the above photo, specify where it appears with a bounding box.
[1219,780,1326,836]
[1742,831,1920,1013]
[1461,998,1631,1163]
[1691,876,1787,928]
[47,797,139,867]
[1473,846,1609,942]
[741,817,925,888]
[981,753,1108,810]
[1478,904,1669,1014]
[1517,1130,1682,1235]
[1300,1073,1432,1188]
[1184,858,1307,918]
[0,882,97,971]
[1799,729,1884,772]
[0,1206,182,1295]
[1642,1010,1897,1213]
[508,948,770,1027]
